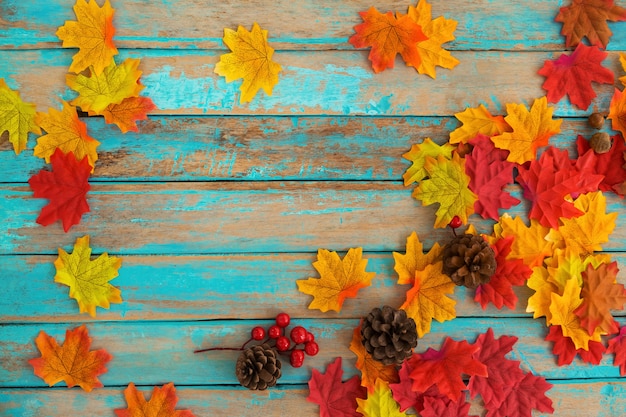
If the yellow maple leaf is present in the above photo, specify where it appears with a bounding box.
[56,0,118,75]
[33,101,100,171]
[296,248,375,312]
[67,58,144,114]
[54,235,122,317]
[405,0,460,78]
[526,266,557,323]
[402,138,455,186]
[350,327,399,393]
[0,79,41,154]
[214,23,282,103]
[620,53,626,87]
[549,278,603,350]
[495,215,553,268]
[393,231,442,285]
[413,153,477,228]
[546,249,611,289]
[491,96,562,164]
[356,379,407,417]
[449,104,511,144]
[400,261,456,337]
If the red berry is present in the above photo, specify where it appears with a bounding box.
[305,332,315,343]
[290,349,305,368]
[304,341,319,356]
[268,325,282,339]
[449,215,462,229]
[290,326,307,344]
[276,336,291,352]
[275,312,291,328]
[251,326,266,341]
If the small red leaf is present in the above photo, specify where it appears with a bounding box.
[576,134,626,196]
[607,326,626,376]
[545,325,605,366]
[307,357,367,417]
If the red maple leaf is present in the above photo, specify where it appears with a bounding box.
[474,237,532,310]
[538,43,614,110]
[421,394,478,417]
[545,325,605,366]
[576,134,626,196]
[28,148,91,232]
[486,372,554,417]
[307,357,367,417]
[607,326,626,376]
[389,360,422,412]
[465,134,520,220]
[516,146,603,229]
[408,337,488,401]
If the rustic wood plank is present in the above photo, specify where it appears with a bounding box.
[0,49,622,117]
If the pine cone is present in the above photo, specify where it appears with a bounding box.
[235,343,282,390]
[442,233,496,289]
[361,305,418,365]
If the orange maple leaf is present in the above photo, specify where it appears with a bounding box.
[556,0,626,48]
[296,248,376,312]
[495,215,554,268]
[349,7,427,73]
[620,53,626,87]
[393,231,442,285]
[115,382,196,417]
[449,104,511,144]
[56,0,118,75]
[28,325,111,392]
[100,96,157,133]
[350,326,399,393]
[402,138,455,185]
[608,88,626,138]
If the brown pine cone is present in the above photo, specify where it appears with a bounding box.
[442,234,496,289]
[235,343,282,390]
[361,305,418,365]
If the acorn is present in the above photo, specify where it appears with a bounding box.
[587,113,605,129]
[589,132,611,154]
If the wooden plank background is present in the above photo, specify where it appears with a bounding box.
[1,0,625,416]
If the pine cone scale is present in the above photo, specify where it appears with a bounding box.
[361,305,418,365]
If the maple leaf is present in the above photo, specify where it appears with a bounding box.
[0,78,41,154]
[495,215,553,268]
[214,23,282,103]
[307,357,367,417]
[100,96,156,133]
[400,262,456,337]
[28,325,111,392]
[413,153,477,228]
[607,327,626,376]
[538,43,614,110]
[449,104,511,144]
[555,0,626,48]
[115,382,196,417]
[405,0,460,78]
[56,0,118,75]
[297,248,375,312]
[545,249,610,290]
[54,235,122,317]
[350,326,399,393]
[356,379,407,417]
[402,138,455,186]
[485,372,554,417]
[421,394,477,417]
[393,231,442,285]
[608,88,626,138]
[33,101,100,171]
[491,97,562,164]
[349,7,427,73]
[620,52,626,87]
[465,134,520,220]
[409,337,488,401]
[474,237,531,310]
[389,361,421,412]
[526,266,559,322]
[576,135,626,196]
[545,325,606,366]
[67,58,144,114]
[28,149,91,232]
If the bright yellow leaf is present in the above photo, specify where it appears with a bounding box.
[0,79,41,154]
[546,249,611,289]
[526,266,557,323]
[620,52,626,87]
[34,101,100,171]
[400,261,456,337]
[56,0,118,75]
[67,58,144,114]
[449,104,511,144]
[356,379,407,417]
[393,231,442,285]
[413,153,477,228]
[491,97,562,164]
[54,235,122,317]
[297,248,376,312]
[214,23,282,103]
[402,138,455,185]
[495,215,554,268]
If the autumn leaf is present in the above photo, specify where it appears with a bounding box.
[100,96,156,133]
[486,372,554,417]
[350,326,399,392]
[0,78,41,154]
[491,97,562,164]
[400,262,456,337]
[54,235,122,317]
[620,52,626,87]
[538,43,614,110]
[545,325,606,366]
[449,104,511,144]
[28,149,91,232]
[495,215,553,268]
[67,58,144,114]
[526,266,559,322]
[402,138,455,186]
[33,101,100,170]
[555,0,626,48]
[421,395,477,417]
[349,7,427,73]
[413,153,477,228]
[608,88,626,138]
[356,379,407,417]
[56,0,118,75]
[307,357,367,417]
[214,23,282,103]
[389,361,421,412]
[393,232,442,285]
[28,325,111,391]
[115,382,196,417]
[545,249,610,290]
[576,135,626,196]
[607,327,626,376]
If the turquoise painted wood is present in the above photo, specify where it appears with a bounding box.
[1,0,626,416]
